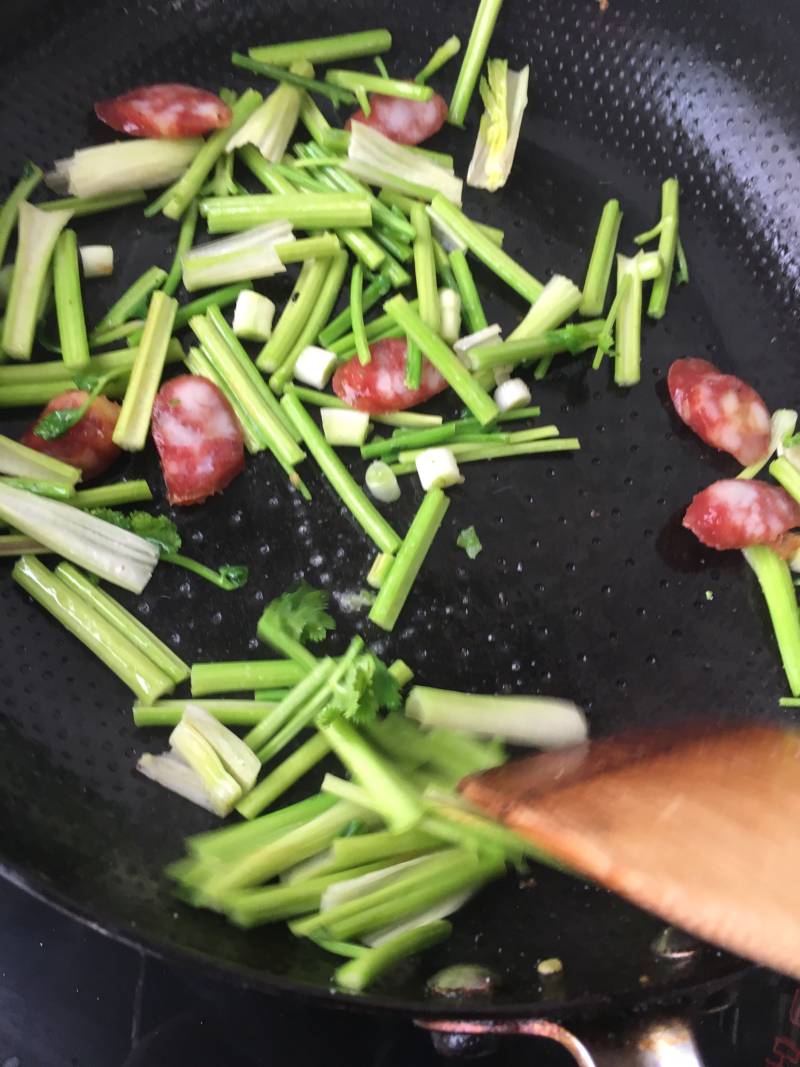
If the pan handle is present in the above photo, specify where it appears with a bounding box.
[418,1013,706,1066]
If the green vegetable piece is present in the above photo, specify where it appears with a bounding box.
[456,525,482,559]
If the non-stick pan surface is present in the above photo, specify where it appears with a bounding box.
[1,0,797,1017]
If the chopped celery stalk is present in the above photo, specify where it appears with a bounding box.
[244,657,337,756]
[0,476,74,501]
[646,177,679,319]
[406,687,588,747]
[293,345,338,389]
[91,320,146,348]
[508,275,583,342]
[199,192,371,234]
[384,294,499,425]
[454,323,502,363]
[159,90,264,220]
[52,139,201,198]
[365,461,401,503]
[319,718,424,832]
[637,251,662,281]
[362,424,458,460]
[181,221,291,290]
[367,712,503,779]
[170,719,242,816]
[0,486,158,592]
[272,252,349,392]
[494,377,531,412]
[415,448,463,491]
[0,339,182,391]
[0,434,80,486]
[248,30,392,67]
[137,752,216,813]
[738,411,798,480]
[676,236,690,285]
[332,828,441,869]
[0,534,47,556]
[71,479,153,509]
[468,321,605,372]
[113,291,177,451]
[0,263,12,307]
[329,298,419,357]
[467,61,529,192]
[416,36,461,84]
[133,700,279,729]
[257,258,331,373]
[368,488,450,631]
[430,197,542,302]
[231,54,356,107]
[321,408,370,447]
[770,456,800,505]
[182,704,260,791]
[404,336,422,390]
[225,80,303,162]
[281,391,401,554]
[327,69,433,102]
[457,525,483,559]
[319,273,390,348]
[448,0,506,126]
[439,288,461,344]
[232,290,275,342]
[191,659,306,697]
[449,249,488,333]
[350,262,371,366]
[40,190,148,216]
[79,244,114,279]
[13,555,172,699]
[188,793,336,861]
[743,546,800,697]
[580,198,622,316]
[347,122,463,206]
[0,162,43,266]
[411,202,440,334]
[614,254,643,387]
[276,233,341,264]
[3,203,72,360]
[321,855,434,911]
[236,732,331,819]
[163,200,198,297]
[299,95,352,153]
[366,551,395,588]
[91,265,167,340]
[55,562,189,685]
[53,229,90,370]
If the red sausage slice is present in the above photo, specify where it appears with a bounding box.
[668,358,771,466]
[21,390,121,481]
[683,480,800,550]
[151,376,244,506]
[347,92,448,145]
[332,337,447,414]
[95,84,231,139]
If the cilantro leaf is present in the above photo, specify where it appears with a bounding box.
[456,525,483,560]
[317,652,401,727]
[265,582,335,645]
[33,369,126,441]
[90,508,182,554]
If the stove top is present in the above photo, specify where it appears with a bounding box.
[0,876,795,1067]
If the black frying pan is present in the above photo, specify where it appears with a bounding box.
[1,0,796,1034]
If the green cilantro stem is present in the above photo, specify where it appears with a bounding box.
[13,554,172,700]
[368,488,450,632]
[133,700,280,729]
[248,30,391,67]
[335,920,451,992]
[579,199,622,317]
[416,36,461,84]
[646,177,679,319]
[188,793,336,862]
[257,257,332,373]
[350,262,371,366]
[244,657,338,755]
[466,320,605,371]
[200,192,372,235]
[361,424,458,460]
[53,229,90,370]
[113,290,177,451]
[161,553,248,591]
[676,236,690,285]
[384,294,498,425]
[236,732,331,819]
[299,96,352,155]
[326,68,433,102]
[411,202,440,334]
[256,618,317,669]
[231,54,356,107]
[72,482,152,514]
[319,274,391,348]
[276,233,341,264]
[56,561,189,684]
[448,0,505,126]
[91,320,147,349]
[449,248,488,333]
[0,162,43,266]
[281,390,402,554]
[743,545,800,697]
[191,659,307,697]
[288,386,442,428]
[328,298,418,358]
[91,265,167,341]
[162,199,198,298]
[40,190,147,217]
[157,89,264,221]
[389,437,580,475]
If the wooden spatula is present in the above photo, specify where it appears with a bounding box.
[460,723,800,979]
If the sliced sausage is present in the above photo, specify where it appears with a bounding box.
[347,92,448,146]
[95,84,232,139]
[332,337,447,414]
[683,479,800,550]
[668,358,771,466]
[21,390,121,481]
[151,375,244,506]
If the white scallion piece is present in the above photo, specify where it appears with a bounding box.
[321,407,370,447]
[182,222,292,291]
[508,274,583,342]
[137,752,218,814]
[493,377,532,412]
[182,704,260,792]
[415,447,463,491]
[439,287,461,344]
[365,461,401,503]
[293,345,338,389]
[53,139,202,198]
[79,244,114,278]
[467,61,529,193]
[347,121,463,205]
[232,290,275,342]
[454,323,503,367]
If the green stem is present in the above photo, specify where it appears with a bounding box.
[40,190,147,217]
[231,54,356,107]
[299,95,352,154]
[188,793,336,861]
[319,274,390,347]
[770,457,800,506]
[280,391,402,554]
[244,657,337,755]
[200,192,372,235]
[249,29,391,66]
[191,660,306,697]
[53,229,90,370]
[411,203,440,334]
[466,321,605,371]
[361,423,458,460]
[647,177,679,319]
[160,552,247,591]
[288,385,442,428]
[276,233,341,263]
[72,480,152,509]
[91,265,167,340]
[185,345,264,454]
[256,616,317,669]
[384,294,498,425]
[404,336,422,390]
[614,255,643,387]
[0,534,46,556]
[113,290,177,451]
[326,69,433,102]
[236,732,331,819]
[449,248,488,333]
[448,0,505,126]
[350,262,371,365]
[743,545,800,697]
[579,199,622,317]
[416,36,461,84]
[0,162,43,266]
[162,199,198,297]
[117,281,247,347]
[332,827,441,868]
[13,554,173,701]
[91,320,146,349]
[133,699,279,728]
[0,433,80,485]
[335,920,451,991]
[257,258,332,373]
